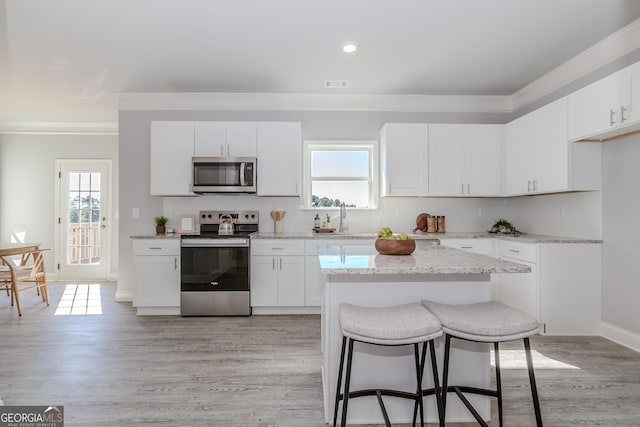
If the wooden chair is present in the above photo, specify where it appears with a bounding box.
[0,248,50,316]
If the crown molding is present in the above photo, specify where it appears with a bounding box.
[512,17,640,111]
[0,121,118,135]
[117,92,513,114]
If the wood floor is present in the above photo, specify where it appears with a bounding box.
[2,283,640,426]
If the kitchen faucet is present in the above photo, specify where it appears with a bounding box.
[339,201,347,233]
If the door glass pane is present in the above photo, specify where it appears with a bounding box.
[67,172,101,265]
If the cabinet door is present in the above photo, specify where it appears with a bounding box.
[428,124,462,196]
[257,123,302,196]
[504,116,535,195]
[568,72,620,140]
[194,122,226,156]
[531,97,569,193]
[277,256,305,306]
[250,256,278,306]
[133,255,180,307]
[150,121,194,196]
[380,124,428,196]
[493,259,538,320]
[462,125,502,196]
[226,123,257,157]
[304,256,323,306]
[620,61,640,124]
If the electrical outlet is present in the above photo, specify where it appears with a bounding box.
[478,207,486,217]
[559,207,566,219]
[132,207,139,219]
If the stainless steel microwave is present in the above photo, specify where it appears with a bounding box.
[192,157,256,193]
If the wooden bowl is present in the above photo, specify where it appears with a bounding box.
[375,238,416,255]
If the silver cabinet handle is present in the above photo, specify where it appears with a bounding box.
[149,247,162,250]
[509,249,521,253]
[461,246,473,249]
[272,258,275,270]
[610,109,617,126]
[621,106,628,123]
[174,257,177,270]
[271,247,284,250]
[461,184,464,195]
[279,258,282,270]
[527,180,532,192]
[467,183,470,194]
[226,145,230,156]
[220,144,224,156]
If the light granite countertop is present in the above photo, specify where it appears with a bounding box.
[130,231,601,244]
[130,233,182,239]
[318,244,532,275]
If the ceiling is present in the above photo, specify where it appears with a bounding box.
[2,0,640,124]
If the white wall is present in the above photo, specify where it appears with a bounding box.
[0,133,119,278]
[505,191,602,239]
[601,132,640,336]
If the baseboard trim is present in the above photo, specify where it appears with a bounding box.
[600,322,640,353]
[252,306,320,315]
[115,290,133,302]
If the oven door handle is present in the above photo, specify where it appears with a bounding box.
[181,239,249,248]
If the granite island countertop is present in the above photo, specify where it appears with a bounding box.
[318,244,531,275]
[252,231,601,244]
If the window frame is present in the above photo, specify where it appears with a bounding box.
[303,140,378,210]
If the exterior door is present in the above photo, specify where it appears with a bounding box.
[57,159,110,280]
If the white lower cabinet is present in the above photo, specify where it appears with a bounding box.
[250,240,305,307]
[132,239,180,315]
[438,238,495,255]
[492,240,601,335]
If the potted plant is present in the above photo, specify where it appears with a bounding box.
[154,216,168,234]
[488,218,521,236]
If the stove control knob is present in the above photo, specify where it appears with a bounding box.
[244,214,249,219]
[207,214,213,219]
[201,214,206,219]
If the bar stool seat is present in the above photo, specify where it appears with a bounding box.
[334,303,444,427]
[422,300,543,427]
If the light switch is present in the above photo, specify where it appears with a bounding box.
[132,207,140,219]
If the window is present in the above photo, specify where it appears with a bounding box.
[304,140,377,209]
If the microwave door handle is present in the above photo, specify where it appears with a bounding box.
[240,162,246,187]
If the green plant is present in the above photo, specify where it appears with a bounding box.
[488,218,521,236]
[154,216,169,227]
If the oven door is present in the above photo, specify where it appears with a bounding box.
[180,239,250,292]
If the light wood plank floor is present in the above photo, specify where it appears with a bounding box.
[2,283,640,426]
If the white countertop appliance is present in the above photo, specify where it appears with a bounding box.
[180,210,259,316]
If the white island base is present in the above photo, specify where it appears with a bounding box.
[322,273,492,425]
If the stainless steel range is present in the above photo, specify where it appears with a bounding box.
[180,210,258,316]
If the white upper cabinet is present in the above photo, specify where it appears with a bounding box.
[194,122,257,157]
[506,97,601,196]
[429,124,502,196]
[380,123,429,196]
[568,73,620,141]
[569,60,640,141]
[150,121,195,196]
[256,122,302,196]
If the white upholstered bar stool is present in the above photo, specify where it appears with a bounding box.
[421,300,543,427]
[333,303,444,427]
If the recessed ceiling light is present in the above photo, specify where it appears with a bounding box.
[342,42,358,54]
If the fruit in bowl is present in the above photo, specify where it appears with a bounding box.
[375,228,416,255]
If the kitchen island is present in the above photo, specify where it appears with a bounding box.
[319,243,530,424]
